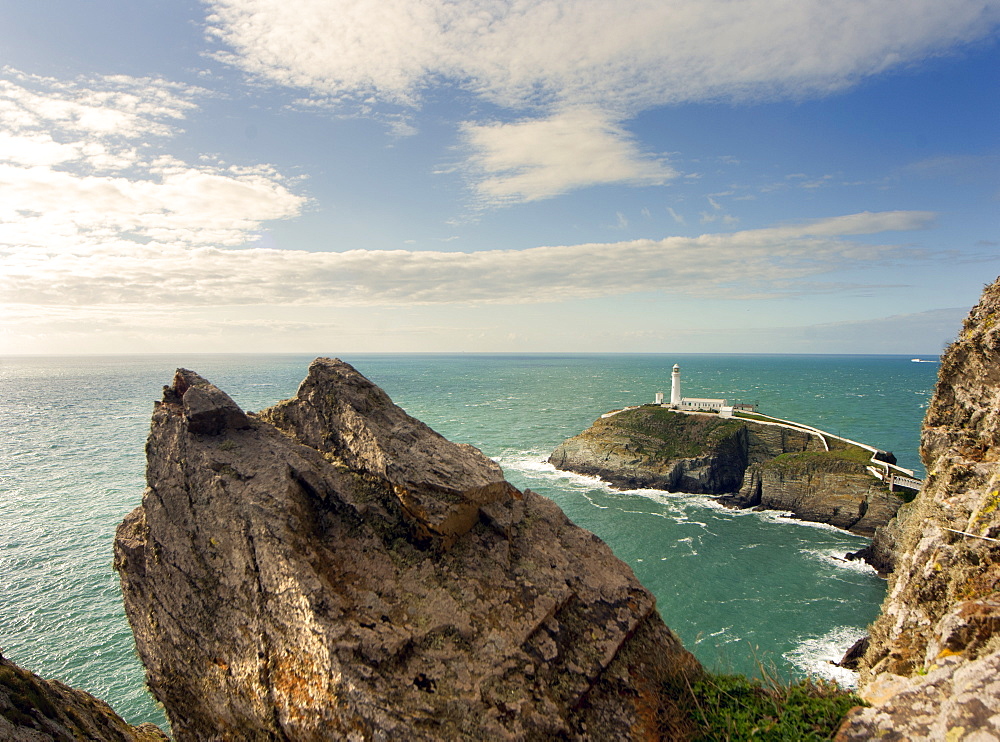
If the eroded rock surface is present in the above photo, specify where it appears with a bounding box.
[838,275,1000,740]
[0,649,167,742]
[115,359,700,740]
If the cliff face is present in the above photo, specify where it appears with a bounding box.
[115,359,700,740]
[549,407,901,534]
[735,456,904,536]
[838,276,1000,740]
[0,649,167,741]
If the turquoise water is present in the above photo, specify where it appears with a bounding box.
[0,353,939,726]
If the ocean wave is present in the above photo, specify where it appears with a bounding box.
[799,547,878,576]
[783,625,866,689]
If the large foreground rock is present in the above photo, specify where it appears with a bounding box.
[115,358,700,740]
[838,275,1000,740]
[0,649,167,741]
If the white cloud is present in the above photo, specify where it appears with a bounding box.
[460,107,675,204]
[0,69,305,255]
[1,211,935,308]
[204,0,999,112]
[0,69,199,141]
[203,0,999,203]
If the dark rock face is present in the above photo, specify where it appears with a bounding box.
[733,457,903,536]
[837,276,1000,739]
[845,506,907,575]
[0,649,167,741]
[115,358,700,740]
[549,407,902,534]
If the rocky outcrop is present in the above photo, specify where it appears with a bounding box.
[733,455,904,536]
[549,406,902,534]
[845,501,910,575]
[115,358,700,740]
[0,649,167,741]
[837,276,1000,740]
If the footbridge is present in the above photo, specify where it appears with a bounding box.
[728,410,925,492]
[866,466,924,492]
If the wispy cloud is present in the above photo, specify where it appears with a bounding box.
[0,69,305,254]
[2,211,936,308]
[202,0,1000,203]
[460,108,675,204]
[204,0,999,112]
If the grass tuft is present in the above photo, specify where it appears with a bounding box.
[652,655,864,741]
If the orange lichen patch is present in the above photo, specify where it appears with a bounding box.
[956,565,1000,602]
[270,650,328,719]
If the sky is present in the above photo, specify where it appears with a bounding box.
[1,0,998,355]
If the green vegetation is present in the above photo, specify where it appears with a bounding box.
[606,407,744,460]
[685,673,861,741]
[766,446,874,470]
[653,665,863,741]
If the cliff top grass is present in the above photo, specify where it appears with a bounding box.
[652,666,864,741]
[599,405,745,460]
[684,673,862,741]
[765,446,875,469]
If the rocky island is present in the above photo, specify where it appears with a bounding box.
[549,403,909,535]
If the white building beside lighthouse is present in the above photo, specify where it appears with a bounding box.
[663,363,733,414]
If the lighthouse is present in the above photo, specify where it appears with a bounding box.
[670,364,681,406]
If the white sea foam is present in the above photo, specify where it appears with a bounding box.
[693,625,743,647]
[799,547,878,576]
[497,450,875,550]
[579,491,610,510]
[784,626,866,689]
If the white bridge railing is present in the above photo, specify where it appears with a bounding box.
[866,466,923,491]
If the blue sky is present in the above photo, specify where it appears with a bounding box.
[1,0,997,355]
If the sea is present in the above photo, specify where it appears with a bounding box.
[0,353,940,728]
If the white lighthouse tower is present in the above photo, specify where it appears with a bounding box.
[670,364,681,406]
